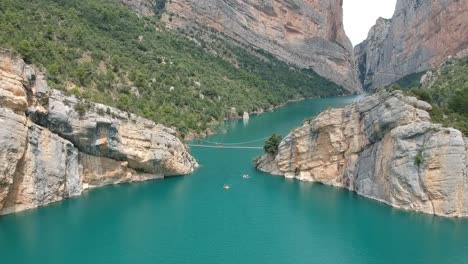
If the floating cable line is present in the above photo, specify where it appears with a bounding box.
[193,136,270,146]
[187,144,263,149]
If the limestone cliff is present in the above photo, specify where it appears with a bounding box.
[0,51,198,215]
[354,18,391,90]
[256,91,468,217]
[355,0,468,90]
[121,0,155,16]
[159,0,361,93]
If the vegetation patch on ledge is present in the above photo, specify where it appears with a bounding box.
[389,56,468,135]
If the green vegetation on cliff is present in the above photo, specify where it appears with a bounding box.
[0,0,346,136]
[264,134,283,155]
[391,57,468,135]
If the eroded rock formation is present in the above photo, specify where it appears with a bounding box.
[121,0,155,16]
[256,91,468,217]
[160,0,361,92]
[355,0,468,90]
[0,51,198,215]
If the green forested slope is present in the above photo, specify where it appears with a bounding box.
[0,0,346,136]
[392,57,468,135]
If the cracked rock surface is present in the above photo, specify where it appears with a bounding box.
[257,91,468,217]
[0,51,198,215]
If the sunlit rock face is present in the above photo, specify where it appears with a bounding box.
[257,91,468,217]
[0,51,198,215]
[154,0,361,93]
[355,0,468,90]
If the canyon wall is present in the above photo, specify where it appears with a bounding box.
[0,51,198,215]
[159,0,361,93]
[355,0,468,90]
[256,91,468,217]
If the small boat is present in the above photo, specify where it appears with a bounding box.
[242,174,250,179]
[223,184,230,190]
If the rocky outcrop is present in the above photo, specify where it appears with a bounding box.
[355,0,468,90]
[256,91,468,217]
[420,48,468,89]
[0,51,198,215]
[161,0,361,93]
[121,0,155,16]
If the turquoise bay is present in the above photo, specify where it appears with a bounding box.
[1,96,467,264]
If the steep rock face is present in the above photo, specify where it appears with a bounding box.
[121,0,155,16]
[256,91,468,217]
[1,125,82,215]
[39,90,197,177]
[162,0,361,92]
[354,18,391,90]
[0,54,30,210]
[0,51,198,215]
[355,0,468,90]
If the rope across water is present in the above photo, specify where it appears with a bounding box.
[187,136,270,149]
[187,144,263,149]
[194,137,270,146]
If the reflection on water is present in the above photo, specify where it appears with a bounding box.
[243,117,249,126]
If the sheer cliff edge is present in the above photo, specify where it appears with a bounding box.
[0,51,198,215]
[256,91,468,217]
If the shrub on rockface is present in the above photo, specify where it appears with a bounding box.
[264,134,282,155]
[390,56,468,136]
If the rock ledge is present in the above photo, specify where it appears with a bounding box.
[0,51,198,215]
[257,91,468,217]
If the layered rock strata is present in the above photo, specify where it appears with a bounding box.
[355,0,468,90]
[256,91,468,217]
[160,0,361,92]
[0,51,198,215]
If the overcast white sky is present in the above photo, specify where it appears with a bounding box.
[343,0,397,46]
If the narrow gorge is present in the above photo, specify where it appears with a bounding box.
[1,0,467,218]
[256,0,468,217]
[355,0,468,90]
[1,0,468,262]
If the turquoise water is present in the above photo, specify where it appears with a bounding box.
[1,96,468,264]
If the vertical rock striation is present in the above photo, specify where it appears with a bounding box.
[0,51,198,215]
[256,91,468,217]
[160,0,361,93]
[355,0,468,90]
[354,18,391,90]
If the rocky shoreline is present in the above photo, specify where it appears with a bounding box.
[0,51,198,215]
[256,91,468,217]
[183,95,353,141]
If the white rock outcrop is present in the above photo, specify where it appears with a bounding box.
[257,91,468,217]
[0,51,198,215]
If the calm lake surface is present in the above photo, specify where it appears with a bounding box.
[1,96,468,264]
